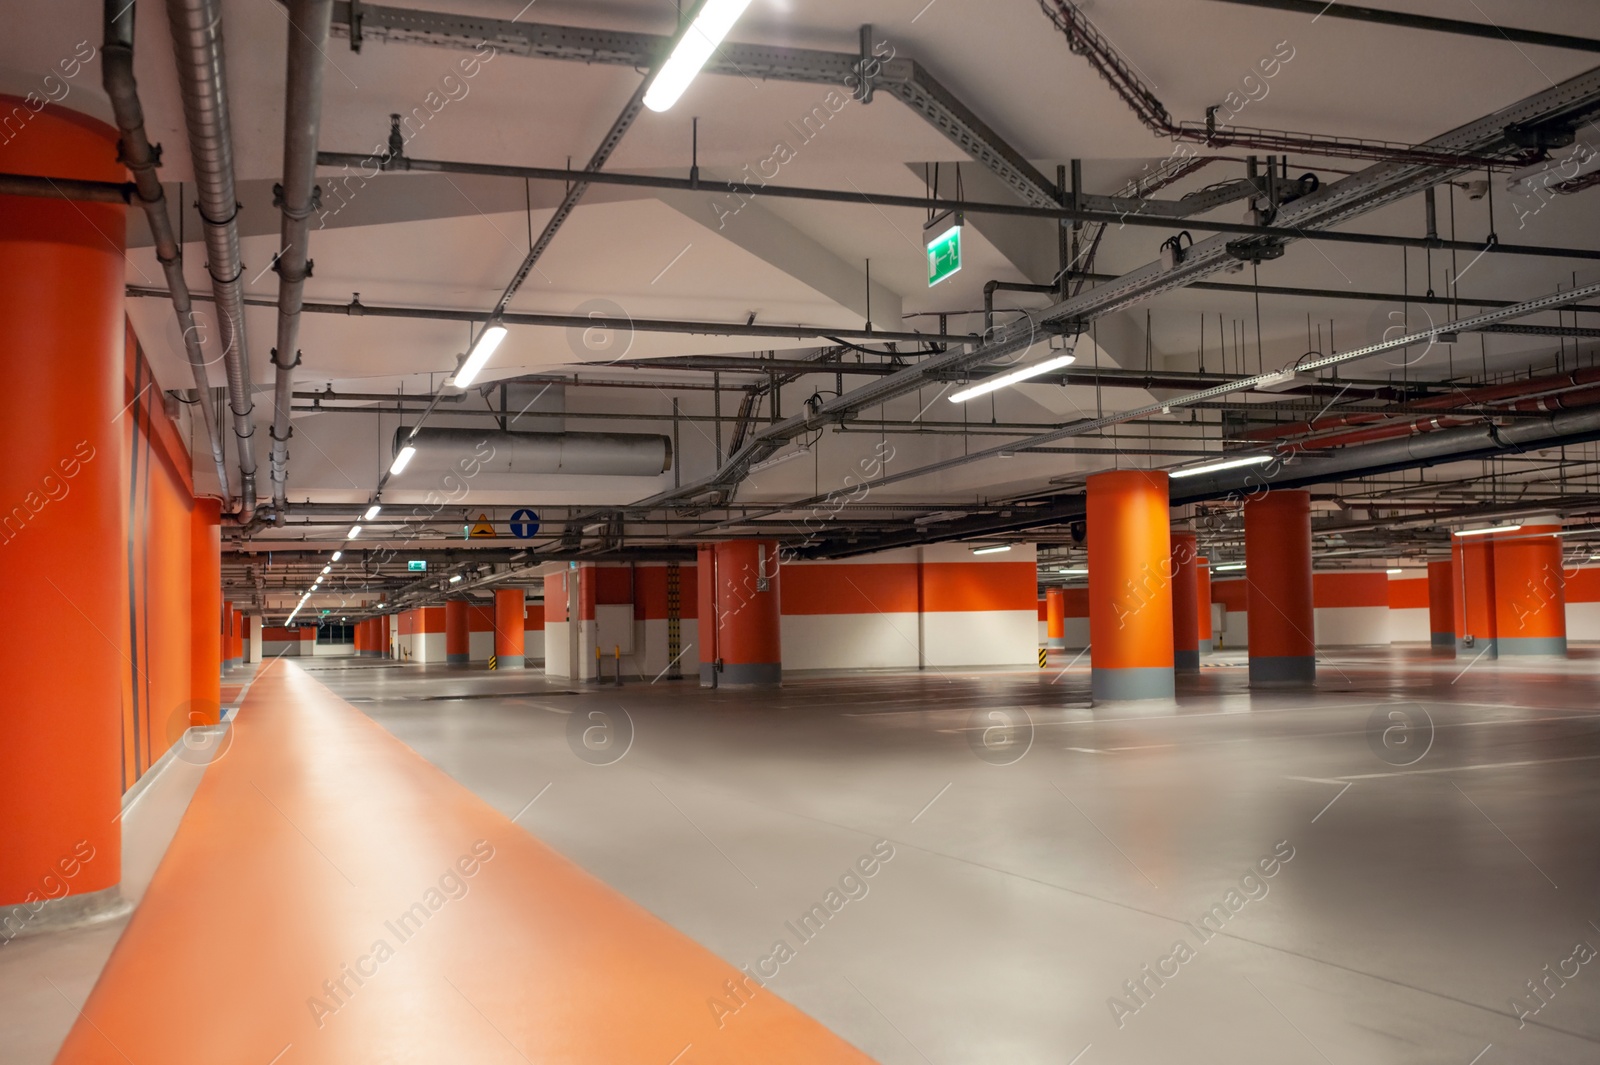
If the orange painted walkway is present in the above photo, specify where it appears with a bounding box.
[56,661,875,1064]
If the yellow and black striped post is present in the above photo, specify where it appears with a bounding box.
[488,655,497,671]
[1038,647,1048,669]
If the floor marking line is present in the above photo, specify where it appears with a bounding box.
[910,782,952,823]
[1339,753,1600,780]
[1311,781,1353,824]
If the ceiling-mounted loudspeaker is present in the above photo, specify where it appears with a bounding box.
[1070,520,1087,546]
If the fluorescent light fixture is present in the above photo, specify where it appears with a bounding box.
[1387,568,1403,575]
[971,544,1012,555]
[452,322,509,389]
[388,445,417,477]
[914,510,968,526]
[364,504,382,521]
[321,565,331,575]
[642,0,755,113]
[749,445,811,473]
[449,574,463,584]
[1170,453,1274,479]
[1455,524,1521,538]
[949,353,1076,404]
[1215,562,1246,571]
[331,551,342,562]
[348,525,363,539]
[1057,567,1088,575]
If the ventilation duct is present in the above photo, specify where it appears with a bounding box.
[394,428,671,477]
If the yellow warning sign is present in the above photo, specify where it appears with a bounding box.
[469,513,497,539]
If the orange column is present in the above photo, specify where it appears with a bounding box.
[241,616,253,664]
[189,499,222,724]
[495,588,527,669]
[356,619,368,657]
[1453,534,1497,658]
[1494,519,1567,656]
[445,600,470,665]
[0,98,127,917]
[709,540,782,688]
[1045,588,1067,650]
[1427,559,1455,652]
[1195,555,1214,652]
[1171,531,1200,673]
[1087,471,1174,701]
[379,614,391,659]
[1244,489,1315,685]
[230,609,244,668]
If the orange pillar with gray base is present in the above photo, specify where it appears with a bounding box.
[1087,471,1174,701]
[1453,533,1497,658]
[0,95,128,927]
[1171,531,1201,673]
[222,600,236,669]
[230,609,244,668]
[1494,518,1567,656]
[1244,489,1315,685]
[189,499,222,724]
[1427,559,1455,651]
[494,588,527,669]
[1045,588,1067,650]
[1196,555,1214,653]
[446,599,471,665]
[704,540,782,688]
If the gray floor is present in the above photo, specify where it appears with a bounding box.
[295,648,1600,1065]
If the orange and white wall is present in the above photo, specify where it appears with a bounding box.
[545,563,698,680]
[1387,571,1431,641]
[780,544,1038,670]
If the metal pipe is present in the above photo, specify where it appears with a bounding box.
[983,280,1058,333]
[0,174,133,202]
[395,427,672,477]
[1206,0,1600,54]
[167,0,260,520]
[270,0,334,510]
[100,0,232,509]
[318,149,1600,263]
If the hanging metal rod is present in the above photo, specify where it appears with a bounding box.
[1207,0,1600,54]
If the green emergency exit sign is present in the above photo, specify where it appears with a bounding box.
[925,213,963,287]
[408,560,427,572]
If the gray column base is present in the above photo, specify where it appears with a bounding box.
[1197,640,1214,653]
[0,884,131,942]
[700,663,717,688]
[1456,637,1498,659]
[1091,666,1175,702]
[719,662,781,688]
[1249,655,1316,685]
[1498,636,1567,656]
[1430,632,1455,650]
[446,653,470,665]
[1046,637,1067,650]
[1174,649,1200,673]
[496,655,525,669]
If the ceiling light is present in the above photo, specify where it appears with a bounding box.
[914,510,968,526]
[1455,524,1521,537]
[322,565,331,575]
[1215,562,1246,571]
[348,525,363,539]
[1170,453,1274,479]
[642,0,755,113]
[1386,568,1403,575]
[971,544,1012,555]
[364,504,382,521]
[453,322,508,389]
[449,574,463,584]
[1057,567,1088,574]
[389,445,417,476]
[331,551,342,562]
[949,353,1076,404]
